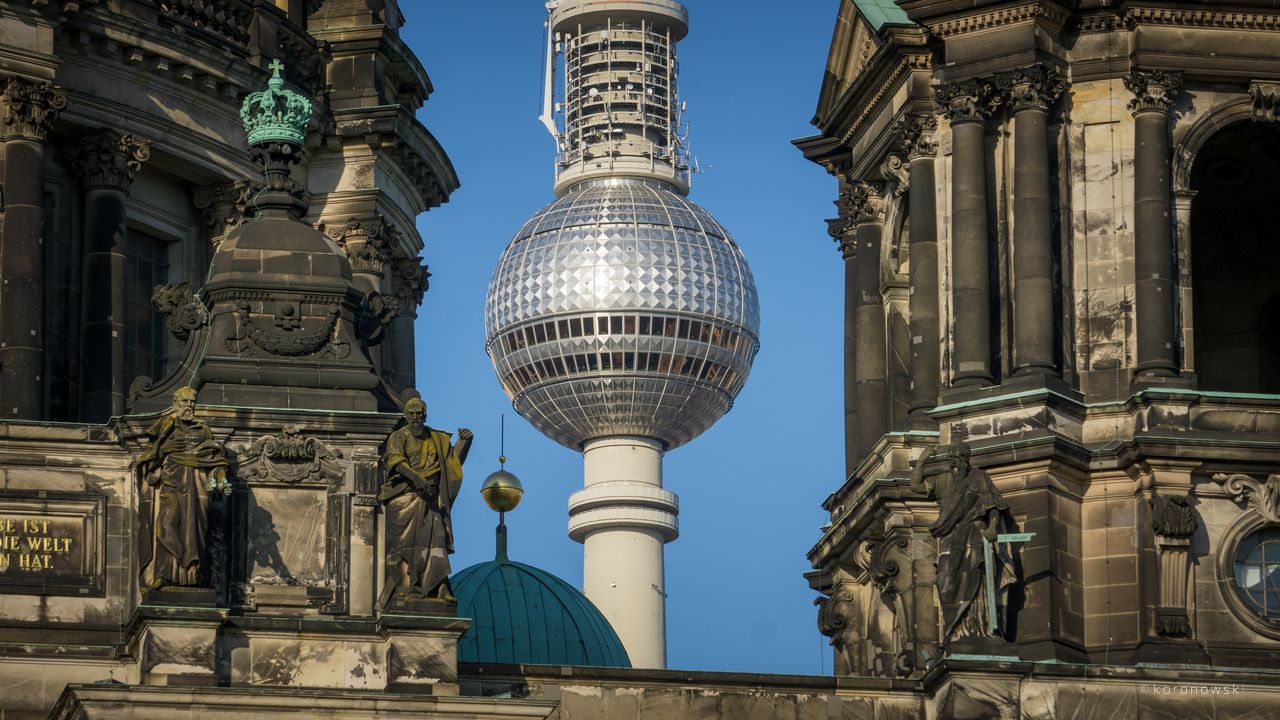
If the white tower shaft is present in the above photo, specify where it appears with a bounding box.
[568,437,678,668]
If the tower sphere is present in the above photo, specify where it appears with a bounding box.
[484,178,760,451]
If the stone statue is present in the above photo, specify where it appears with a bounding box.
[379,397,472,604]
[135,387,230,589]
[909,442,1016,646]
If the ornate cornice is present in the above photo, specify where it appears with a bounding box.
[924,2,1071,39]
[935,78,999,124]
[63,128,151,190]
[1213,473,1280,523]
[997,63,1066,114]
[1,77,67,141]
[838,52,933,146]
[1124,69,1182,115]
[1124,7,1280,31]
[194,180,256,240]
[892,114,938,160]
[391,257,430,312]
[326,215,397,274]
[1250,81,1280,123]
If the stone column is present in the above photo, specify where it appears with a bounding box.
[0,77,65,419]
[65,129,150,422]
[1002,64,1065,377]
[937,79,997,387]
[827,174,858,478]
[1125,70,1182,380]
[851,182,887,457]
[194,180,254,254]
[898,116,941,426]
[390,257,429,394]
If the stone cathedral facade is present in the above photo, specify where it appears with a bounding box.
[799,0,1280,715]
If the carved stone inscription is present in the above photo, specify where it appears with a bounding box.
[0,492,105,595]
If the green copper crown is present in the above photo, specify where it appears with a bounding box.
[240,60,312,146]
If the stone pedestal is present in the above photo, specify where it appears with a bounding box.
[382,613,469,696]
[134,604,226,687]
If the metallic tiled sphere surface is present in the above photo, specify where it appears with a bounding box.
[485,178,760,451]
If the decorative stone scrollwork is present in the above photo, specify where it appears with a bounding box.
[236,425,344,485]
[1249,81,1280,123]
[225,302,349,359]
[865,533,914,676]
[880,155,909,197]
[63,129,152,190]
[151,282,209,341]
[1212,473,1280,523]
[827,179,859,259]
[1124,69,1183,115]
[934,78,999,124]
[815,579,859,675]
[1,77,67,141]
[997,63,1066,113]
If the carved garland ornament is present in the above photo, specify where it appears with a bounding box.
[237,425,344,484]
[225,302,349,359]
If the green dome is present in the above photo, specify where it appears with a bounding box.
[452,558,630,668]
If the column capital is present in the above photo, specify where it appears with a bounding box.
[934,78,999,124]
[997,63,1066,114]
[391,256,430,313]
[893,114,938,160]
[1124,69,1182,115]
[850,181,887,226]
[326,214,398,274]
[63,129,151,190]
[194,180,256,241]
[1,77,66,141]
[828,178,859,260]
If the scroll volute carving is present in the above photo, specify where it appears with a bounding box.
[1212,473,1280,523]
[815,568,862,676]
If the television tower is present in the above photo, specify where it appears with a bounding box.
[484,0,759,668]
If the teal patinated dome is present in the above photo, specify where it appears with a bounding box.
[452,558,630,668]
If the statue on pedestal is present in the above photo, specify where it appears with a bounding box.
[135,387,230,590]
[379,397,472,605]
[910,442,1016,647]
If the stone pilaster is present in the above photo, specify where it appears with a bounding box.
[1124,69,1182,381]
[851,181,887,459]
[1000,64,1065,378]
[0,77,65,419]
[936,78,998,387]
[1148,494,1196,638]
[65,128,151,422]
[896,115,941,427]
[827,170,859,478]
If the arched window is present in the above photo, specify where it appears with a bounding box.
[1190,123,1280,393]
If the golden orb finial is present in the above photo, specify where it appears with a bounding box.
[481,469,524,513]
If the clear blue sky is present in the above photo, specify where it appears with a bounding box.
[403,1,842,675]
